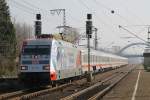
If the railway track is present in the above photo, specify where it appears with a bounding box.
[0,65,136,100]
[0,77,22,95]
[0,89,26,100]
[61,65,136,100]
[30,65,135,100]
[0,84,71,100]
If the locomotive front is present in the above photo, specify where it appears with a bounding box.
[19,39,52,85]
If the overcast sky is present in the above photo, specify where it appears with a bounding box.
[6,0,150,55]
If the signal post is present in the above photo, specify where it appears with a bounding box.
[86,14,93,82]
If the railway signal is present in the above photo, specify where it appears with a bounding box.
[86,14,93,82]
[86,14,92,38]
[35,14,42,37]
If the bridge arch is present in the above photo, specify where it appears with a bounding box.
[116,42,148,55]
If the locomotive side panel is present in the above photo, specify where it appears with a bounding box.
[50,40,82,81]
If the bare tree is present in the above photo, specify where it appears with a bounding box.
[63,27,79,43]
[14,22,34,56]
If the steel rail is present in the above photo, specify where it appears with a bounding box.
[61,66,135,100]
[0,89,26,100]
[88,70,133,100]
[0,65,134,100]
[0,83,71,100]
[20,83,71,100]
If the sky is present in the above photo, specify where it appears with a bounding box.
[6,0,150,55]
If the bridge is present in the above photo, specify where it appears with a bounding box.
[116,42,148,57]
[121,54,143,57]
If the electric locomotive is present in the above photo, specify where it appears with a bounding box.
[19,36,82,85]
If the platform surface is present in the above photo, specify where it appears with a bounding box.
[102,65,150,100]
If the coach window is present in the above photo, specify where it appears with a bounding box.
[95,56,97,62]
[94,56,95,63]
[105,57,107,62]
[92,55,94,63]
[83,55,85,63]
[96,56,98,62]
[93,55,94,63]
[93,55,94,62]
[99,57,101,62]
[105,57,108,62]
[90,55,92,63]
[102,57,104,62]
[98,56,100,62]
[83,55,86,63]
[85,54,88,63]
[99,57,102,62]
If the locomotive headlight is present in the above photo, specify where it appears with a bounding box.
[43,65,50,70]
[21,66,28,70]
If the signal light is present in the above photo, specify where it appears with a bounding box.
[88,34,92,38]
[35,21,42,36]
[86,21,92,37]
[36,14,41,20]
[35,14,42,37]
[87,14,92,20]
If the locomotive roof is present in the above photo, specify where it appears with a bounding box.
[24,38,78,48]
[24,39,52,45]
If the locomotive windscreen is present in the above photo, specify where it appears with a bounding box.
[22,45,50,55]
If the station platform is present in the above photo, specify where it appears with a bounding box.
[102,65,150,100]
